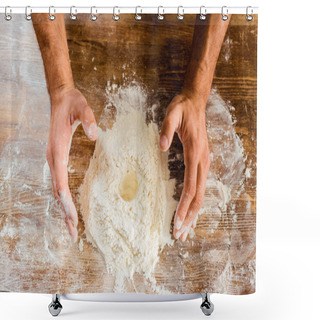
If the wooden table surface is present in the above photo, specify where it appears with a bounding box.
[0,14,257,295]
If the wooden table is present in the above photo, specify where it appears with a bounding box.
[0,14,257,295]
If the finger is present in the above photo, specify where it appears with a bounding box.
[47,141,79,243]
[58,189,79,242]
[47,104,80,243]
[54,162,79,241]
[55,160,79,237]
[65,218,78,243]
[179,155,210,240]
[192,214,198,228]
[75,104,98,141]
[58,189,78,227]
[173,151,198,239]
[47,157,78,243]
[181,164,207,228]
[58,194,78,242]
[159,107,180,151]
[180,223,192,242]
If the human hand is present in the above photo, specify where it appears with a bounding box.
[47,88,98,243]
[159,93,210,242]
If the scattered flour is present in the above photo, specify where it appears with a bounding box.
[222,36,233,63]
[0,58,254,293]
[67,164,75,173]
[181,252,189,259]
[78,83,253,293]
[245,167,252,179]
[217,181,232,212]
[78,238,83,252]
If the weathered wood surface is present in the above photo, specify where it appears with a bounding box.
[0,14,257,294]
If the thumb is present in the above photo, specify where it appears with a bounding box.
[78,105,98,141]
[160,108,180,152]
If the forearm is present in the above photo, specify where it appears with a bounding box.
[32,14,74,101]
[182,14,231,106]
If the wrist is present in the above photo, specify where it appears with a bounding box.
[182,59,216,109]
[181,87,210,111]
[49,83,75,105]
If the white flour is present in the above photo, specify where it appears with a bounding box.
[79,86,177,289]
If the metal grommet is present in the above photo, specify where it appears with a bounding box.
[25,6,32,21]
[135,6,142,21]
[90,6,97,21]
[221,6,228,21]
[5,6,12,21]
[157,6,164,21]
[246,6,253,21]
[200,6,207,20]
[49,6,55,21]
[177,6,184,20]
[113,6,120,21]
[70,6,77,21]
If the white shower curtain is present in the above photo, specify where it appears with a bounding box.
[0,11,257,295]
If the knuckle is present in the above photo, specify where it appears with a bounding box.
[164,115,173,128]
[186,209,196,221]
[193,196,203,210]
[201,149,210,169]
[76,92,88,105]
[185,183,196,198]
[165,104,176,117]
[82,105,92,118]
[184,147,198,163]
[187,140,197,152]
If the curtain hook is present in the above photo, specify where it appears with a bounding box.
[221,6,228,21]
[200,6,207,20]
[25,6,32,21]
[113,6,120,21]
[157,6,164,21]
[135,6,142,21]
[5,6,12,21]
[246,6,253,21]
[70,6,77,20]
[177,6,184,20]
[90,6,97,21]
[49,6,55,21]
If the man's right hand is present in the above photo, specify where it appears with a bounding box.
[47,88,97,242]
[31,14,98,242]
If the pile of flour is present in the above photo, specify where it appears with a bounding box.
[79,86,177,285]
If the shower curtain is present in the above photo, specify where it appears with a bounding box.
[0,12,257,295]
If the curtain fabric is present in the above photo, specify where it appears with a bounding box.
[0,13,257,295]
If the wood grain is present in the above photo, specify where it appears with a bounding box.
[0,14,257,295]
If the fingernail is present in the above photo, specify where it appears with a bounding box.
[175,229,183,239]
[192,216,198,228]
[66,220,78,243]
[181,230,188,242]
[181,228,189,242]
[175,216,183,230]
[88,123,97,140]
[181,224,192,242]
[160,135,168,150]
[175,224,187,239]
[72,228,78,243]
